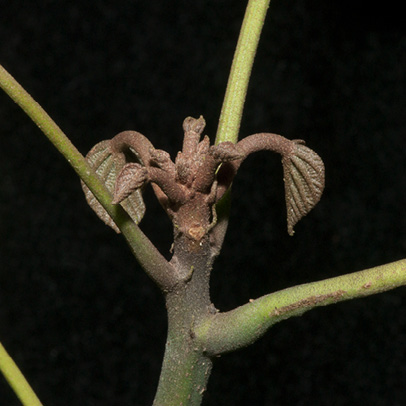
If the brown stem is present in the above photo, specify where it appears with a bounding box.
[111,130,155,165]
[215,133,295,201]
[153,235,215,406]
[193,154,218,193]
[182,116,206,155]
[148,167,188,204]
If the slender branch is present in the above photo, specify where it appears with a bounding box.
[195,259,406,355]
[215,0,271,145]
[213,0,271,248]
[0,64,177,291]
[0,342,43,406]
[0,65,117,221]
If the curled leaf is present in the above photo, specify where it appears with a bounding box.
[81,140,146,233]
[282,141,325,235]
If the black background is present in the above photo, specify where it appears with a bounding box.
[1,1,405,405]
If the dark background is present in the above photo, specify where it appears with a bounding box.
[1,1,405,405]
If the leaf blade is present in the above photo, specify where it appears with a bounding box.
[282,141,325,235]
[81,141,146,233]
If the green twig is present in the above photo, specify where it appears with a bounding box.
[213,0,271,244]
[196,259,406,355]
[0,65,119,221]
[215,0,271,145]
[0,342,43,406]
[0,64,176,290]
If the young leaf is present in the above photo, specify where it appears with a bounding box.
[81,141,146,233]
[112,163,148,204]
[282,140,325,235]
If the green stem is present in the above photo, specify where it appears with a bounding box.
[215,0,271,145]
[0,342,43,406]
[153,341,212,406]
[195,259,406,355]
[0,64,177,290]
[213,0,271,255]
[153,237,214,406]
[0,64,119,223]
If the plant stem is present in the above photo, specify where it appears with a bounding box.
[0,63,176,290]
[0,342,43,406]
[153,341,212,406]
[195,259,406,355]
[215,0,271,145]
[153,2,276,402]
[153,237,214,406]
[213,0,271,253]
[0,64,117,222]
